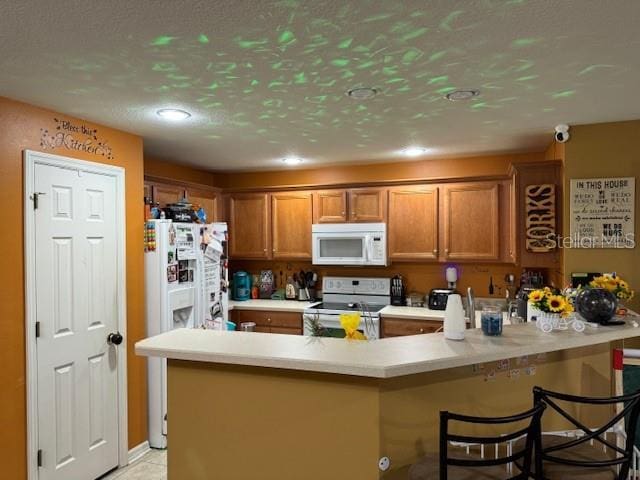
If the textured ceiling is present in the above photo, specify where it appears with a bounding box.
[1,0,639,170]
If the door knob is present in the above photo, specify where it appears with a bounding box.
[107,332,123,345]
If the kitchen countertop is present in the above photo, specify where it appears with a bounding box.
[379,305,446,320]
[136,320,640,379]
[228,299,320,312]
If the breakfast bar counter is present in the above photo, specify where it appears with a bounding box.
[136,322,640,480]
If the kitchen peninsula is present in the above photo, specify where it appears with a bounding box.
[136,321,640,480]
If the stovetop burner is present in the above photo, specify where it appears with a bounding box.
[306,302,386,314]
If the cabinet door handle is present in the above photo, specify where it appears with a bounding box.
[419,328,425,334]
[444,248,449,255]
[433,249,438,254]
[267,318,272,323]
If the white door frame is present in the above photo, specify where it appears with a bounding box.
[24,150,128,479]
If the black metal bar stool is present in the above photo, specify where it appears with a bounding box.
[517,386,640,480]
[409,403,546,480]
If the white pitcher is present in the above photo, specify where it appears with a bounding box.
[444,294,466,341]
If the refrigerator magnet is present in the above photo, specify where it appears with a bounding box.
[167,265,178,283]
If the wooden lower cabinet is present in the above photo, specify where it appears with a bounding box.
[231,309,303,335]
[381,318,443,337]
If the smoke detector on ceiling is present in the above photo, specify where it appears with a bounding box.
[444,90,481,101]
[346,87,379,100]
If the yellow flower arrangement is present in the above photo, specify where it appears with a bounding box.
[340,312,367,341]
[590,274,635,301]
[528,289,574,317]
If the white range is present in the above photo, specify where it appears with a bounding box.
[303,276,391,339]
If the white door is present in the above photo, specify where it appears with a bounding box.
[34,162,120,479]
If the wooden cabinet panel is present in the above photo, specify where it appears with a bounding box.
[232,310,302,334]
[229,193,270,259]
[443,182,500,261]
[186,187,218,222]
[313,190,348,223]
[388,186,439,261]
[269,326,302,335]
[152,183,185,208]
[272,192,313,259]
[144,182,153,201]
[349,188,387,222]
[382,318,442,337]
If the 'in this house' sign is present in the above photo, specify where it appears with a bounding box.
[570,177,635,248]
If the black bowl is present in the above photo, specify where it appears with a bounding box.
[575,288,618,324]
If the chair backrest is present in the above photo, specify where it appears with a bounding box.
[533,385,640,480]
[440,402,546,480]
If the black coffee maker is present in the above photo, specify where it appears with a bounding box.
[516,271,545,320]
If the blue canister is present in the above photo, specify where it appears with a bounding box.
[233,271,251,301]
[481,306,503,336]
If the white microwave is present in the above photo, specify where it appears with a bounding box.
[312,223,387,266]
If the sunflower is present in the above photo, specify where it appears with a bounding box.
[548,295,567,313]
[561,302,575,318]
[528,290,545,303]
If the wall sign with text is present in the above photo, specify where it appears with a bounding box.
[570,177,635,248]
[525,184,556,252]
[40,118,114,160]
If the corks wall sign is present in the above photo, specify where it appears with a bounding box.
[525,184,556,252]
[40,118,114,160]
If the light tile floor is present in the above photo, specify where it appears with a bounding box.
[101,448,167,480]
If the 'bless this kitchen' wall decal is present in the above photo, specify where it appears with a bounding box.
[40,118,114,160]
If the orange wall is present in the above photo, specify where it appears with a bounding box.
[0,97,147,478]
[562,120,640,311]
[232,260,525,301]
[216,151,546,190]
[145,156,217,185]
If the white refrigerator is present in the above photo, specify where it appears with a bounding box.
[144,220,228,448]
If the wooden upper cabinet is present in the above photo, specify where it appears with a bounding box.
[185,187,218,222]
[228,193,270,259]
[349,188,387,222]
[144,182,153,201]
[388,186,439,261]
[443,182,500,261]
[272,192,313,259]
[313,190,348,223]
[151,183,185,208]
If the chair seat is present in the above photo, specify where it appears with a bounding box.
[408,453,517,480]
[515,434,618,480]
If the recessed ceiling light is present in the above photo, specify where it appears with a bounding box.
[346,87,378,100]
[400,146,430,157]
[157,108,192,121]
[281,156,304,165]
[445,89,481,101]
